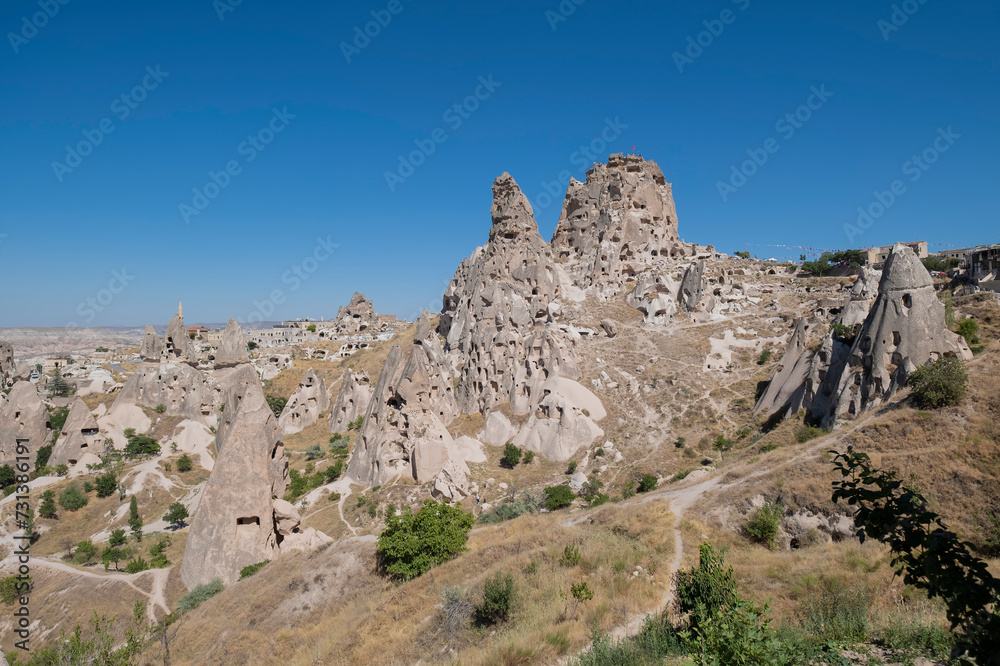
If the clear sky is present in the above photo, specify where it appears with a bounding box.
[1,0,997,327]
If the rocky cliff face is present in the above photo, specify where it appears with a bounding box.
[278,368,330,435]
[50,397,104,467]
[181,376,298,588]
[0,382,49,468]
[112,362,214,422]
[550,154,688,291]
[213,318,249,368]
[347,313,461,488]
[163,313,196,365]
[329,370,373,434]
[439,173,580,417]
[814,243,973,427]
[140,325,162,362]
[0,342,14,389]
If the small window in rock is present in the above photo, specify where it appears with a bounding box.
[902,294,912,308]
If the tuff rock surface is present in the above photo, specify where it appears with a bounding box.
[50,397,104,467]
[278,368,330,435]
[329,370,373,434]
[0,382,49,467]
[113,362,214,422]
[213,318,249,368]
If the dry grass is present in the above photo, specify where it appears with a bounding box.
[159,499,674,665]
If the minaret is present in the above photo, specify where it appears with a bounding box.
[178,301,183,319]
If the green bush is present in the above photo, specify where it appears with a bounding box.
[376,500,474,581]
[239,560,270,580]
[265,395,287,417]
[745,502,783,549]
[0,576,31,604]
[566,461,578,475]
[907,357,968,409]
[176,454,193,473]
[124,558,149,574]
[95,471,117,498]
[475,571,516,625]
[956,317,980,345]
[829,322,855,340]
[348,415,364,430]
[148,536,171,568]
[154,404,166,414]
[795,426,827,443]
[34,444,53,472]
[637,474,658,493]
[177,579,224,614]
[757,349,772,365]
[674,437,686,449]
[323,459,344,483]
[560,544,581,567]
[124,434,160,457]
[478,491,539,524]
[74,540,99,564]
[38,490,57,519]
[522,450,535,464]
[500,442,522,469]
[0,464,15,489]
[284,468,325,502]
[305,444,323,460]
[544,484,575,511]
[620,480,636,500]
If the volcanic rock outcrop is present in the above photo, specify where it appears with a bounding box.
[213,318,249,368]
[836,265,881,328]
[753,318,834,421]
[140,325,162,362]
[814,244,973,427]
[163,312,196,365]
[550,154,688,291]
[277,369,330,435]
[182,375,329,588]
[626,272,680,325]
[50,397,104,467]
[329,370,373,434]
[348,313,462,488]
[0,382,50,467]
[439,173,580,417]
[112,362,214,422]
[330,292,390,334]
[0,342,14,389]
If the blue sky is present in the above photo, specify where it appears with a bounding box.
[1,0,997,327]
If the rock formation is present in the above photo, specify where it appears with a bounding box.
[140,325,162,362]
[439,173,580,416]
[511,376,606,461]
[679,260,708,313]
[330,292,386,334]
[753,319,832,421]
[112,362,214,422]
[163,312,196,365]
[0,382,50,468]
[814,243,973,427]
[626,272,679,325]
[277,369,330,435]
[50,397,104,467]
[0,342,14,389]
[347,313,462,488]
[550,154,688,290]
[836,265,880,328]
[182,376,316,588]
[329,370,373,434]
[213,318,249,368]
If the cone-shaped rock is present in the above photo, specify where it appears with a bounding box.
[278,369,330,435]
[140,325,162,362]
[50,397,104,467]
[329,371,373,434]
[0,382,49,468]
[214,318,249,368]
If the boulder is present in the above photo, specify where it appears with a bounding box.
[0,382,50,468]
[432,458,471,501]
[50,397,104,467]
[569,471,588,493]
[600,319,618,338]
[272,499,301,536]
[328,371,373,434]
[278,368,330,435]
[480,411,517,447]
[679,260,707,312]
[213,318,249,368]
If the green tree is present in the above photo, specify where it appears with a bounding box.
[265,395,287,417]
[306,323,317,333]
[734,250,751,259]
[48,369,73,397]
[956,317,980,346]
[95,471,118,498]
[74,540,99,564]
[376,500,474,581]
[638,474,658,493]
[59,484,89,511]
[500,442,522,469]
[176,453,193,472]
[102,546,128,571]
[128,496,143,540]
[831,449,1000,660]
[0,464,14,489]
[163,502,189,529]
[38,490,58,519]
[475,571,517,625]
[109,529,127,548]
[305,444,323,460]
[124,434,160,457]
[544,484,576,511]
[908,357,968,409]
[745,502,783,549]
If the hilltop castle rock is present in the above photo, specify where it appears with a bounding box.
[550,154,690,291]
[50,397,104,467]
[0,382,50,468]
[329,370,373,434]
[278,368,330,435]
[213,318,249,368]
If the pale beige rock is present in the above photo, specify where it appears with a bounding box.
[50,397,104,467]
[163,313,196,365]
[113,362,214,422]
[213,318,249,368]
[0,342,15,389]
[278,369,330,435]
[0,381,50,468]
[512,378,605,461]
[432,458,471,501]
[140,325,162,361]
[480,411,517,447]
[272,499,301,536]
[328,371,373,434]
